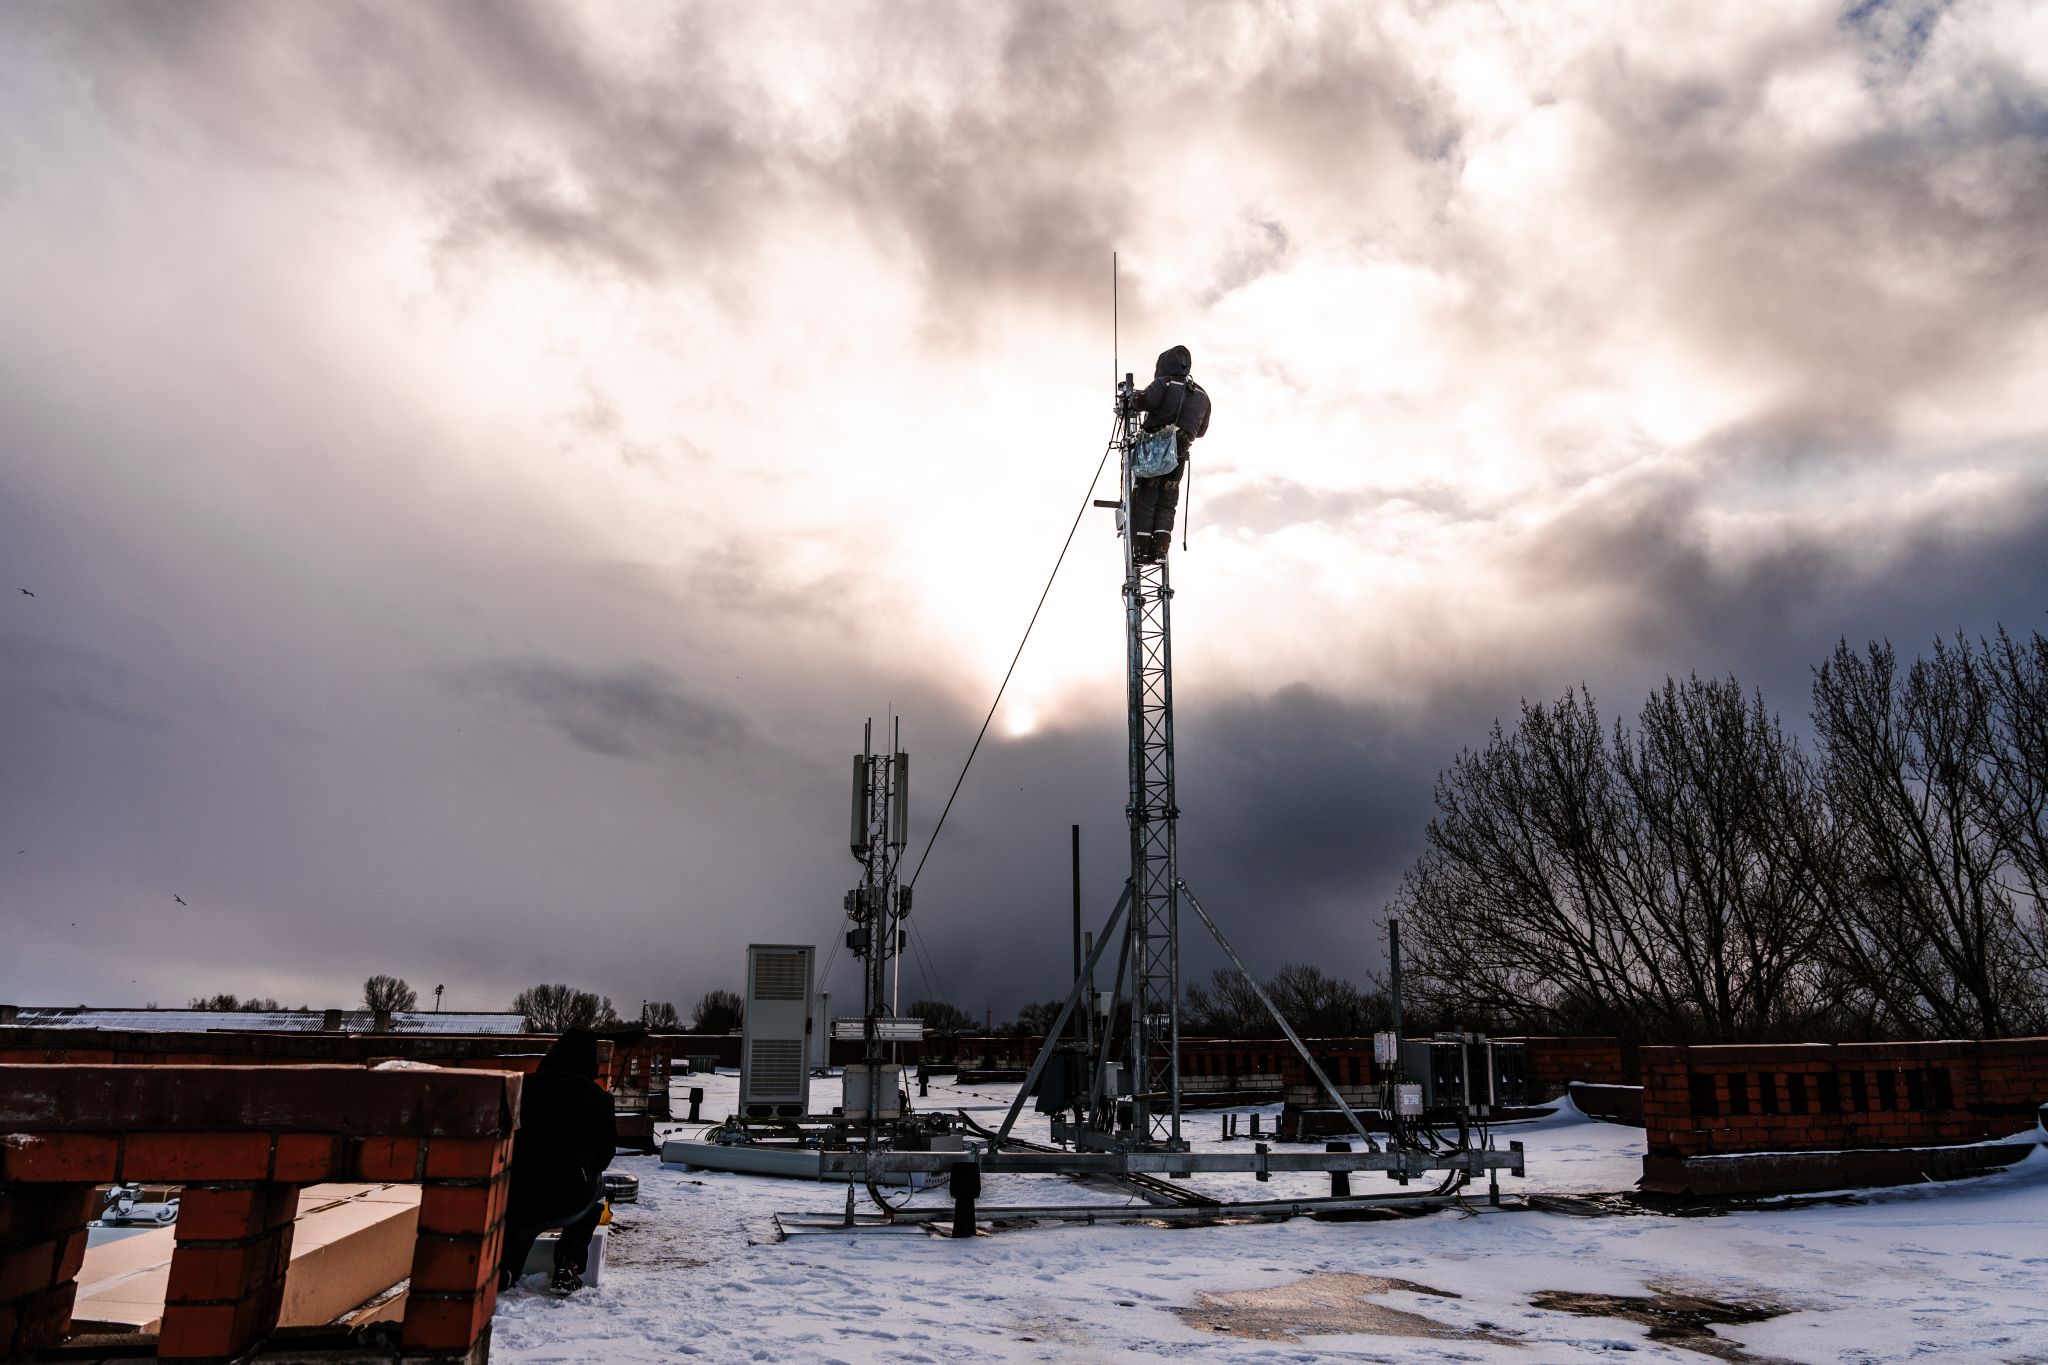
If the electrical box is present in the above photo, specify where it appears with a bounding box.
[812,993,832,1070]
[740,944,815,1119]
[1395,1083,1424,1117]
[1396,1033,1528,1113]
[843,1063,903,1122]
[1399,1039,1466,1107]
[1372,1031,1400,1067]
[1484,1040,1528,1108]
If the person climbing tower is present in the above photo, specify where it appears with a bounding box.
[1124,344,1211,563]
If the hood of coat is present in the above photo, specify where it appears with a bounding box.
[1153,345,1191,380]
[539,1026,600,1079]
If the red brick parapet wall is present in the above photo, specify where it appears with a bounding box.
[1640,1038,2048,1195]
[1495,1037,1631,1095]
[0,1063,519,1362]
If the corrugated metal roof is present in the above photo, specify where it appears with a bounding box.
[5,1007,530,1035]
[379,1012,528,1035]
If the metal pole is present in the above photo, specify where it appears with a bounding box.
[1389,913,1404,1040]
[1070,824,1082,1042]
[1082,930,1096,1060]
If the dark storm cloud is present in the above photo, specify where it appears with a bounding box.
[1506,460,2048,694]
[453,658,751,761]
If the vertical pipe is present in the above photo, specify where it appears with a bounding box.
[1389,914,1404,1041]
[1082,930,1096,1060]
[1070,824,1082,1042]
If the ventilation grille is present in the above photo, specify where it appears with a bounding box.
[747,1038,805,1099]
[751,951,808,1001]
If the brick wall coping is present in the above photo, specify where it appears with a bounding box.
[1642,1037,2048,1066]
[0,1026,558,1059]
[0,1064,519,1137]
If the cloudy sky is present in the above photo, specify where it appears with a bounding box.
[2,0,2043,1022]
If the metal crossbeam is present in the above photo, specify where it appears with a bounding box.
[819,1147,1523,1178]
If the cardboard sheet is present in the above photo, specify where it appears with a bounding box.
[71,1183,422,1335]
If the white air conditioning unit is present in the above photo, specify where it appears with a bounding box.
[740,944,814,1119]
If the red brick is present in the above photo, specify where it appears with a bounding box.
[0,1242,62,1302]
[418,1176,507,1236]
[0,1133,120,1183]
[159,1299,259,1360]
[124,1132,274,1182]
[408,1233,498,1294]
[0,1282,78,1358]
[355,1136,421,1182]
[270,1133,342,1182]
[423,1136,508,1180]
[158,1285,278,1358]
[166,1231,291,1303]
[401,1289,495,1352]
[174,1184,299,1242]
[0,1183,95,1240]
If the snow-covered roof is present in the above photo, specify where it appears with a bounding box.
[378,1011,528,1035]
[4,1007,529,1035]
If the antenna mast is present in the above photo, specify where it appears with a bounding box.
[1109,337,1185,1151]
[848,722,910,1085]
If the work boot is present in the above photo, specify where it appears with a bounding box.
[1152,531,1173,560]
[549,1265,584,1295]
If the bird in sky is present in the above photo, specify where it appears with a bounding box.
[173,894,187,906]
[18,588,32,597]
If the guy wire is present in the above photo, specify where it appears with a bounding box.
[906,416,1122,893]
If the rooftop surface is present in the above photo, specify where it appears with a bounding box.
[490,1069,2048,1363]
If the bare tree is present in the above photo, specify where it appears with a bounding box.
[690,989,744,1033]
[1010,1000,1064,1036]
[1184,966,1268,1037]
[512,983,619,1033]
[1813,636,2047,1035]
[1268,963,1389,1036]
[189,993,284,1011]
[1183,963,1386,1037]
[1980,628,2048,986]
[1609,677,1838,1039]
[1400,679,1835,1042]
[639,1000,680,1029]
[907,999,975,1036]
[362,975,418,1013]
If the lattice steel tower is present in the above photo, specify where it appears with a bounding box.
[1116,379,1184,1149]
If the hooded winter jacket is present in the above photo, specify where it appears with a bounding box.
[507,1028,617,1221]
[1133,345,1211,443]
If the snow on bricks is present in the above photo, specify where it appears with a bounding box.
[1640,1037,2048,1196]
[0,1063,519,1361]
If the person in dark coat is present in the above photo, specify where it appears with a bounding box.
[1126,344,1212,563]
[496,1028,617,1294]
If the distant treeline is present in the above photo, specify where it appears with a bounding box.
[913,960,1393,1041]
[1397,627,2048,1043]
